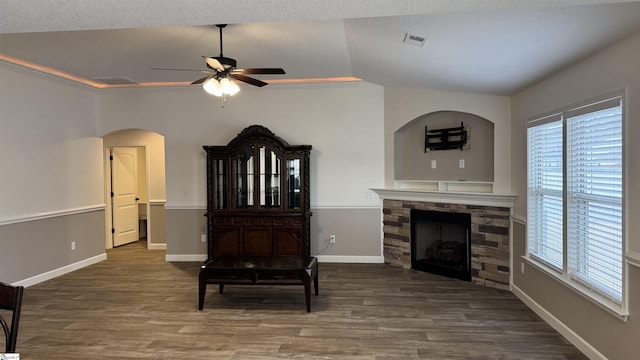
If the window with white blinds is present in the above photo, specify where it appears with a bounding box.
[527,94,625,309]
[527,118,564,270]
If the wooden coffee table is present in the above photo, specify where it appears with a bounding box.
[198,256,318,312]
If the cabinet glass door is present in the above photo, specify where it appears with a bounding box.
[286,158,301,209]
[259,146,281,208]
[215,159,228,209]
[235,146,254,208]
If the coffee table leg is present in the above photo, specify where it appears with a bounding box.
[303,275,311,313]
[314,273,319,296]
[198,270,206,310]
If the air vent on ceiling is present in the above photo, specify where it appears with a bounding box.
[90,77,139,85]
[403,33,426,47]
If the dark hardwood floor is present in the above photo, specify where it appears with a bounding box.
[14,241,588,359]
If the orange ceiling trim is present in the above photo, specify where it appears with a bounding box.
[266,77,363,84]
[0,53,362,89]
[0,53,105,87]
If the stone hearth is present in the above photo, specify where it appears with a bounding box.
[383,199,511,290]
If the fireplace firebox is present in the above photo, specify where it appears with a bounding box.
[410,209,471,281]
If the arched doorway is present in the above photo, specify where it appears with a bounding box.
[102,129,167,250]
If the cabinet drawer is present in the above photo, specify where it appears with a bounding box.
[257,270,303,282]
[273,217,303,226]
[244,217,272,225]
[213,217,243,225]
[205,269,254,282]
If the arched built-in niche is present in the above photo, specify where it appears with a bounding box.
[102,129,167,250]
[394,111,494,191]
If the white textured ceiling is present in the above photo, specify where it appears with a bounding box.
[2,0,640,95]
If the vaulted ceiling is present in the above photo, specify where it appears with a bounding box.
[2,0,640,95]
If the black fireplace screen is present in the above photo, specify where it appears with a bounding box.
[411,209,471,281]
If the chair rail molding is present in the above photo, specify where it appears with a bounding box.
[0,204,106,226]
[626,251,640,268]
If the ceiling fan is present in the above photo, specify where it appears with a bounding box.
[153,24,285,96]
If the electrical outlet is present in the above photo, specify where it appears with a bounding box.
[330,235,336,243]
[201,234,207,243]
[521,263,525,274]
[366,190,372,199]
[459,159,465,168]
[71,241,76,251]
[431,160,437,169]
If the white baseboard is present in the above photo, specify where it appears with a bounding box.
[315,255,384,263]
[147,243,167,250]
[511,284,606,360]
[13,253,107,288]
[166,254,207,262]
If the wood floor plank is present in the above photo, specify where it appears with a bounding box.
[13,241,588,359]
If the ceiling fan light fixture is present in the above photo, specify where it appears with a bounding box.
[203,78,223,96]
[203,77,240,97]
[220,77,240,96]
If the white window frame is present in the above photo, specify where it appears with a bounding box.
[525,91,628,319]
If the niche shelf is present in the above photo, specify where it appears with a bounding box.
[393,180,494,194]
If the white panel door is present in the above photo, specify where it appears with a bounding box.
[111,147,139,247]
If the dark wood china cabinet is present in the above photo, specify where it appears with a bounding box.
[199,125,317,312]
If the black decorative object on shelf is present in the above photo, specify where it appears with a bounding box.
[425,122,468,152]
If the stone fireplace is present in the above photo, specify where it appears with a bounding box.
[376,190,514,291]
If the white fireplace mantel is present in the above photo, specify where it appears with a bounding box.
[371,187,517,208]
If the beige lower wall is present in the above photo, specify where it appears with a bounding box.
[0,209,106,284]
[165,207,382,260]
[165,208,208,256]
[512,221,640,359]
[310,208,382,258]
[148,203,167,247]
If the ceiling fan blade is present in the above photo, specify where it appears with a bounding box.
[203,56,225,72]
[230,74,268,87]
[191,75,211,85]
[232,68,286,75]
[151,67,205,72]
